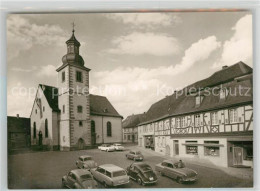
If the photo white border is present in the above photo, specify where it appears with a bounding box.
[0,0,259,191]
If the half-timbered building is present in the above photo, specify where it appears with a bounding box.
[138,62,253,167]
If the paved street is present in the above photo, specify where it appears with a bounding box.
[8,146,253,189]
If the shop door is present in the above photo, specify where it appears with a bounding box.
[233,147,243,165]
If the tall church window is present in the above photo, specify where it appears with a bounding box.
[76,71,82,82]
[77,105,83,113]
[63,105,65,113]
[62,71,65,82]
[33,122,36,138]
[45,119,48,138]
[107,121,112,137]
[79,121,83,127]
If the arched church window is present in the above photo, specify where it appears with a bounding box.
[33,122,36,138]
[45,119,48,138]
[107,121,112,137]
[91,120,95,134]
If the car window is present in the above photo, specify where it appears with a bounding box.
[71,173,77,180]
[80,174,92,180]
[68,172,73,178]
[79,157,83,161]
[167,163,173,168]
[130,151,134,154]
[97,167,105,174]
[105,171,112,178]
[84,157,92,161]
[136,151,141,154]
[113,170,127,177]
[162,162,167,167]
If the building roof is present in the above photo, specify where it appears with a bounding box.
[39,84,60,112]
[36,85,122,118]
[7,116,30,134]
[139,62,253,125]
[89,94,123,118]
[123,113,146,128]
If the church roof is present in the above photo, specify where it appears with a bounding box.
[66,32,80,46]
[123,113,146,129]
[89,94,123,118]
[7,116,30,134]
[39,84,60,112]
[139,62,253,125]
[37,85,122,118]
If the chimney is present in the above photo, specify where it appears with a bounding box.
[222,65,228,69]
[16,114,19,118]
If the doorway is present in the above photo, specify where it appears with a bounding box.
[233,147,243,166]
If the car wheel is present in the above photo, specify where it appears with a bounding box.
[137,177,143,186]
[61,180,66,188]
[103,181,109,188]
[159,171,164,176]
[177,177,184,184]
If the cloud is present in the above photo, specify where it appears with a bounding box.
[213,14,252,68]
[108,32,181,56]
[7,15,67,60]
[11,66,36,72]
[92,36,220,117]
[106,13,182,27]
[37,65,57,77]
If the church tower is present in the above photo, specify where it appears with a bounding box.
[56,26,91,151]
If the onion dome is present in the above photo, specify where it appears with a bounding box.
[62,27,84,66]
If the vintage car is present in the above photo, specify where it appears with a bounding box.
[76,155,97,170]
[90,164,129,188]
[62,169,98,189]
[126,150,144,161]
[155,160,197,183]
[126,162,157,185]
[98,144,115,152]
[112,143,125,151]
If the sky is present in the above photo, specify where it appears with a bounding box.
[7,11,253,119]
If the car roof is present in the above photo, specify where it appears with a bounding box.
[99,164,124,172]
[80,155,92,158]
[129,150,141,153]
[134,162,151,170]
[71,169,92,176]
[162,160,176,164]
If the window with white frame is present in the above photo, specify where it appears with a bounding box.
[180,117,185,128]
[176,118,180,128]
[195,96,201,105]
[195,115,200,127]
[211,112,218,125]
[230,108,238,123]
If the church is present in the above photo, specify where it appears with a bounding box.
[30,28,123,151]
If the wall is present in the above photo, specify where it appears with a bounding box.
[30,86,55,149]
[90,115,122,144]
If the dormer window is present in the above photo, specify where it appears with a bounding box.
[195,95,203,106]
[220,88,228,100]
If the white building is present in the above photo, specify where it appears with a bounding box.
[30,29,123,151]
[138,62,253,168]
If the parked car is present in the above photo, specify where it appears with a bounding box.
[126,162,157,185]
[62,169,98,189]
[126,150,144,161]
[112,143,125,151]
[90,164,129,188]
[76,155,97,170]
[155,160,197,183]
[98,144,115,152]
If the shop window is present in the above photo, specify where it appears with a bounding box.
[204,141,220,156]
[128,135,131,140]
[186,141,198,155]
[243,142,253,161]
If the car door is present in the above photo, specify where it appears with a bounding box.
[166,163,176,179]
[96,167,106,182]
[128,165,137,180]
